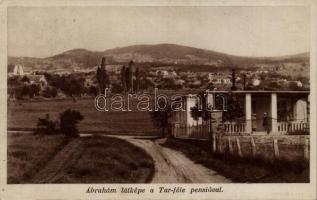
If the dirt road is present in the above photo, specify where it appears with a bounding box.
[115,136,231,183]
[31,138,84,183]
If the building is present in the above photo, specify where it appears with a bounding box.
[27,75,48,88]
[8,64,25,77]
[208,74,232,85]
[8,64,47,88]
[171,90,310,139]
[13,64,24,76]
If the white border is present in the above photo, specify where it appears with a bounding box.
[0,1,316,200]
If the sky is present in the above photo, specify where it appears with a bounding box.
[8,6,310,58]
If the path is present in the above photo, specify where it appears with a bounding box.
[31,138,84,183]
[30,134,230,183]
[115,136,231,183]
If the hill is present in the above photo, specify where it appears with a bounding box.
[8,43,309,73]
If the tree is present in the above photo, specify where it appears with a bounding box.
[121,65,127,93]
[288,82,302,90]
[29,84,40,98]
[267,82,279,90]
[59,109,83,137]
[139,77,155,91]
[111,83,123,93]
[125,65,131,92]
[88,85,98,96]
[34,114,57,135]
[42,86,58,98]
[222,94,244,122]
[127,60,134,92]
[135,67,140,93]
[150,99,172,137]
[190,92,212,121]
[8,76,22,86]
[231,69,237,90]
[21,85,30,97]
[21,76,30,83]
[96,57,109,94]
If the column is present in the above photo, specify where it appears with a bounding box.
[271,93,278,133]
[245,93,252,133]
[206,92,214,110]
[307,94,310,122]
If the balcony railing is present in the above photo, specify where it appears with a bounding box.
[277,121,309,134]
[172,120,309,139]
[223,122,246,135]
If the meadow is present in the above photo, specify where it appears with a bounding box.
[7,133,68,183]
[8,97,159,136]
[7,133,155,183]
[55,136,154,183]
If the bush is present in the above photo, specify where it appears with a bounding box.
[88,85,98,96]
[29,84,40,98]
[34,114,57,135]
[42,86,58,98]
[59,109,83,137]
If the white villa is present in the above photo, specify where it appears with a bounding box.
[9,64,48,89]
[171,90,310,139]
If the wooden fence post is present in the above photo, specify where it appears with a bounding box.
[273,139,279,159]
[236,138,242,157]
[228,137,233,154]
[212,134,216,153]
[217,137,222,153]
[304,137,309,161]
[251,137,256,157]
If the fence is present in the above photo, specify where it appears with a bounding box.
[277,121,309,134]
[215,135,309,161]
[223,122,246,135]
[172,123,210,140]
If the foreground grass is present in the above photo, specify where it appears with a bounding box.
[8,134,155,183]
[7,133,68,183]
[54,136,155,183]
[161,138,309,183]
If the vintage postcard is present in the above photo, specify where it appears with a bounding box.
[0,0,316,199]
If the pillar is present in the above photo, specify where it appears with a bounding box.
[206,92,214,110]
[245,93,252,133]
[307,94,310,122]
[271,93,278,133]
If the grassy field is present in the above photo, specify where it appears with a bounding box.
[8,133,155,183]
[8,97,159,136]
[7,133,68,183]
[161,138,309,183]
[55,136,154,183]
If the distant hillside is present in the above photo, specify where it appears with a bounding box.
[8,43,309,72]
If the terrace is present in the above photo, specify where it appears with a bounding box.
[171,90,310,139]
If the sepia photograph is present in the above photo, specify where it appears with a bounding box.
[1,1,316,200]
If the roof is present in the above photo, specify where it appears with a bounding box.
[206,90,310,94]
[27,75,46,82]
[180,90,310,98]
